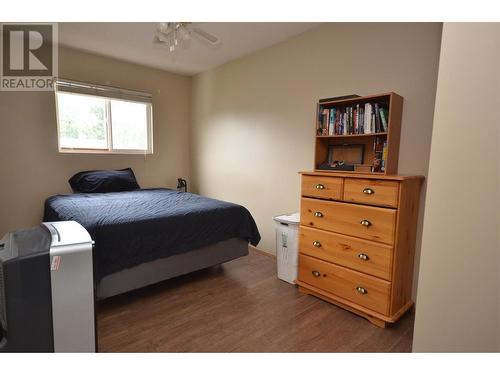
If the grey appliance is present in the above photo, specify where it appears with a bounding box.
[0,221,95,352]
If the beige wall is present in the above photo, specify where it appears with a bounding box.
[191,23,442,295]
[0,47,191,235]
[412,23,500,352]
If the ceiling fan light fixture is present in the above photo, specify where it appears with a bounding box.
[155,22,220,53]
[159,22,171,34]
[177,25,191,41]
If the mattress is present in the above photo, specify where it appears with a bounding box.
[43,189,260,279]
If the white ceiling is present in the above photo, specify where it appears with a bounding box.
[59,22,321,76]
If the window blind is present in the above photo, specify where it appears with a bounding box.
[55,78,152,104]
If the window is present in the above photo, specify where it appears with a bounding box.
[55,79,153,154]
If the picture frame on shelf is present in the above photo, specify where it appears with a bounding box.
[317,144,364,171]
[328,144,364,164]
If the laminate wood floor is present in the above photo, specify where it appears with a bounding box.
[97,249,415,352]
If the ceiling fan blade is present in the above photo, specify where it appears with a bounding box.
[154,31,169,44]
[191,27,220,45]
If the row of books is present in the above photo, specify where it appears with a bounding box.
[317,102,389,136]
[373,136,388,172]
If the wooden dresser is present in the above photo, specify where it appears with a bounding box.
[297,171,423,327]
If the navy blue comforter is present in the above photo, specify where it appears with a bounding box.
[43,189,260,279]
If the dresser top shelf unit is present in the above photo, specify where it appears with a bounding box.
[315,92,403,175]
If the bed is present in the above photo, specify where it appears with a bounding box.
[43,188,261,299]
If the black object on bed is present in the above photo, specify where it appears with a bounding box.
[43,189,261,279]
[68,168,140,193]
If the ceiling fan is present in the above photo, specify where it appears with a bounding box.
[154,22,221,52]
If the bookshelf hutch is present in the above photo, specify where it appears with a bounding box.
[314,92,403,175]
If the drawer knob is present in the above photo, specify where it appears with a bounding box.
[312,270,321,278]
[358,253,369,261]
[315,184,325,190]
[314,211,324,218]
[360,219,371,227]
[312,241,322,248]
[356,286,368,295]
[363,187,375,195]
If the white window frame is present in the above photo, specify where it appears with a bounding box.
[55,79,154,155]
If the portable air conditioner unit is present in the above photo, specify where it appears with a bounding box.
[0,221,96,352]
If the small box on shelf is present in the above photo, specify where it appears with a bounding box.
[354,164,373,173]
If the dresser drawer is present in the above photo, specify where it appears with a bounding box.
[301,175,343,201]
[300,198,396,245]
[298,254,391,315]
[299,226,393,280]
[344,178,399,208]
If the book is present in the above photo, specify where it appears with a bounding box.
[317,106,323,135]
[355,104,360,134]
[342,111,347,135]
[381,140,388,172]
[335,109,340,135]
[329,108,335,135]
[364,103,372,134]
[374,103,381,133]
[345,107,351,134]
[350,107,354,134]
[322,108,329,135]
[372,136,384,172]
[379,107,388,132]
[353,108,357,134]
[359,106,364,134]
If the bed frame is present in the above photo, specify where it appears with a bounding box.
[96,238,249,300]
